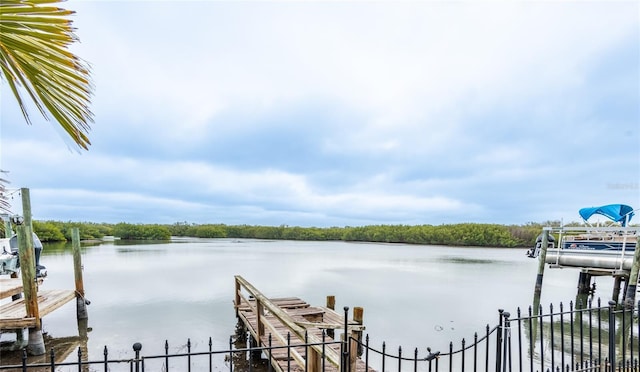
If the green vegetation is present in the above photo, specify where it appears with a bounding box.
[3,220,559,247]
[112,223,171,240]
[166,222,545,247]
[8,221,169,241]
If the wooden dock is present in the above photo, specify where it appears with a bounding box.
[233,275,373,372]
[0,277,76,330]
[0,190,88,357]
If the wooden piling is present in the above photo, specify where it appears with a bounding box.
[623,236,640,309]
[77,317,89,367]
[16,225,38,325]
[612,276,623,303]
[575,272,592,308]
[72,228,88,320]
[534,229,550,297]
[234,279,241,317]
[249,335,261,361]
[326,295,335,338]
[350,306,364,372]
[577,272,592,295]
[326,295,335,310]
[17,188,45,355]
[532,229,551,317]
[256,300,265,341]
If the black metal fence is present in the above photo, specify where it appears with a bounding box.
[355,299,640,372]
[1,300,639,372]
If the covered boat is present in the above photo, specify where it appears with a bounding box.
[562,204,636,251]
[0,232,46,277]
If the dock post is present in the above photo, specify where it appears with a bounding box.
[534,229,550,296]
[16,188,45,355]
[326,296,335,338]
[249,335,261,361]
[256,300,265,341]
[623,236,640,309]
[78,317,90,368]
[326,295,335,310]
[576,272,592,309]
[350,306,363,372]
[532,229,550,316]
[612,276,623,303]
[577,272,592,295]
[72,228,88,320]
[234,278,241,317]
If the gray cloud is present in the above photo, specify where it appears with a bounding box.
[1,1,638,226]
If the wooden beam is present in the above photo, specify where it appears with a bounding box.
[0,278,23,299]
[0,317,37,329]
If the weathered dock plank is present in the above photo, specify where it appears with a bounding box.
[0,289,76,330]
[0,278,23,299]
[234,275,373,372]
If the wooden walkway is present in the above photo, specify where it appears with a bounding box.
[233,276,373,372]
[0,277,75,330]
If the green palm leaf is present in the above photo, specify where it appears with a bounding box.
[0,0,93,150]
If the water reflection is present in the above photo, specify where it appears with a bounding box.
[522,297,640,371]
[0,317,90,368]
[436,256,499,265]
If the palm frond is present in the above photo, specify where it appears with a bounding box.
[0,171,11,214]
[0,0,93,149]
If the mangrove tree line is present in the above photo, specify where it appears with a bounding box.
[0,220,566,248]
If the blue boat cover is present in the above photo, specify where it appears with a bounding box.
[579,204,635,226]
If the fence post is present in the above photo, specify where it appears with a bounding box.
[342,306,349,372]
[501,312,511,372]
[495,309,504,372]
[133,342,142,372]
[608,301,616,370]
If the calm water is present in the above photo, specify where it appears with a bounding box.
[1,238,611,366]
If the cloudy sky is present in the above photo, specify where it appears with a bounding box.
[1,1,639,227]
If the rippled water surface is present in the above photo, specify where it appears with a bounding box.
[2,238,610,365]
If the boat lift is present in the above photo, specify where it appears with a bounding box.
[545,226,639,273]
[531,204,640,306]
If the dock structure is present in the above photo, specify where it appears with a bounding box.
[534,226,640,307]
[0,188,87,355]
[233,275,371,372]
[0,278,75,329]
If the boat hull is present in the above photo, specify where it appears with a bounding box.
[562,241,637,251]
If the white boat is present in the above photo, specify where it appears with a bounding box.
[0,237,18,275]
[0,233,46,277]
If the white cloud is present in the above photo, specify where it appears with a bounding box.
[2,1,638,226]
